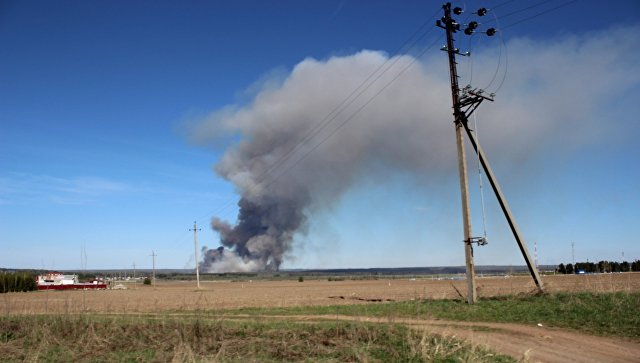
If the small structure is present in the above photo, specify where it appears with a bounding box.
[36,272,107,290]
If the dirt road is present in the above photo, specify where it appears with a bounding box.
[263,314,640,363]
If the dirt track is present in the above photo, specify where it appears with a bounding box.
[275,314,640,363]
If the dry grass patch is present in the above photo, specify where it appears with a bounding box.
[0,314,513,362]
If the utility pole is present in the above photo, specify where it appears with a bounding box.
[438,3,477,304]
[437,3,544,301]
[132,262,136,289]
[189,221,202,289]
[572,242,575,265]
[150,251,157,288]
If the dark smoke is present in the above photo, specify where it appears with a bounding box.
[191,30,639,272]
[194,50,453,272]
[211,195,308,271]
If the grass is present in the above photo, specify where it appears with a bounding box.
[225,291,640,339]
[3,291,636,361]
[0,314,514,362]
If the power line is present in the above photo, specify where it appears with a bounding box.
[483,12,508,93]
[502,0,577,29]
[192,7,443,226]
[191,13,440,226]
[485,0,554,23]
[222,8,440,204]
[196,36,439,228]
[491,0,519,10]
[259,37,442,194]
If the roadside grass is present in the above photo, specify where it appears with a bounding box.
[225,291,640,339]
[0,314,514,362]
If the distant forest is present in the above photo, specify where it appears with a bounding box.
[0,271,37,293]
[556,260,640,274]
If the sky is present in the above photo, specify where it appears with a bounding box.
[1,0,639,271]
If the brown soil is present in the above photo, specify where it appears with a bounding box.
[3,273,639,314]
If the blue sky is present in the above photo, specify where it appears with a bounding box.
[1,0,639,271]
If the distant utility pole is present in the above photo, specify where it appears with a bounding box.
[437,3,543,303]
[572,242,575,265]
[132,262,136,289]
[150,251,157,288]
[189,221,202,289]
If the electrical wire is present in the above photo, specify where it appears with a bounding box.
[191,6,443,226]
[250,19,438,189]
[502,0,577,29]
[484,0,553,23]
[472,111,488,240]
[193,31,440,226]
[483,11,506,92]
[491,0,576,92]
[490,0,518,11]
[259,36,442,194]
[464,33,476,85]
[492,25,509,93]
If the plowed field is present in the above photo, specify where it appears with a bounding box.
[3,272,639,314]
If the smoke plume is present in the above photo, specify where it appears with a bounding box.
[191,27,639,272]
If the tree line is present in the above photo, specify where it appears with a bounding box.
[556,260,640,274]
[0,271,37,293]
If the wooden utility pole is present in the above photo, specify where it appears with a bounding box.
[437,3,544,302]
[189,221,202,289]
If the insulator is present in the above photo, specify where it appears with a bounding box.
[477,7,487,16]
[468,21,478,30]
[464,28,474,35]
[486,28,497,36]
[453,7,463,15]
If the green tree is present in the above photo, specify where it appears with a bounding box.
[621,261,630,272]
[566,263,574,274]
[611,262,621,273]
[557,263,566,274]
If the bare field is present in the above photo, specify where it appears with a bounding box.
[3,273,639,315]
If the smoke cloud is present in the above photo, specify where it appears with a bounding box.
[191,26,639,272]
